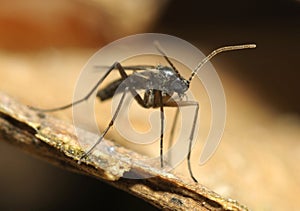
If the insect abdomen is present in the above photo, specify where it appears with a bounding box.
[97,78,123,101]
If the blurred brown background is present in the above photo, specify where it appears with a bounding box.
[0,0,299,210]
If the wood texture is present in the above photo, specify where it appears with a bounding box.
[0,92,248,211]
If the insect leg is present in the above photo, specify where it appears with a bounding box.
[80,62,148,160]
[158,91,165,168]
[168,107,179,149]
[94,65,156,71]
[80,87,129,160]
[114,63,148,108]
[187,102,199,183]
[152,90,166,168]
[164,99,199,182]
[80,62,147,160]
[30,62,123,112]
[116,64,169,169]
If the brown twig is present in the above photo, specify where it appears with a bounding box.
[0,92,248,211]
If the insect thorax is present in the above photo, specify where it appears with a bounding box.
[129,65,189,94]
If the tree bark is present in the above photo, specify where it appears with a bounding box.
[0,92,248,211]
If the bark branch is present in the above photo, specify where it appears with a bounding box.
[0,92,248,211]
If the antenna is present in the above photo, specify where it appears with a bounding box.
[188,44,256,84]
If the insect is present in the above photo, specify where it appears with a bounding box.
[32,42,256,182]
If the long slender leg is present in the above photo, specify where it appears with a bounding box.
[31,62,148,112]
[164,99,199,182]
[114,63,147,107]
[108,64,169,169]
[94,62,147,108]
[187,103,199,183]
[158,91,165,168]
[31,62,123,112]
[168,107,179,149]
[78,63,148,160]
[80,87,129,160]
[94,65,156,71]
[106,65,168,168]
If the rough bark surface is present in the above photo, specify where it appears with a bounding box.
[0,92,248,211]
